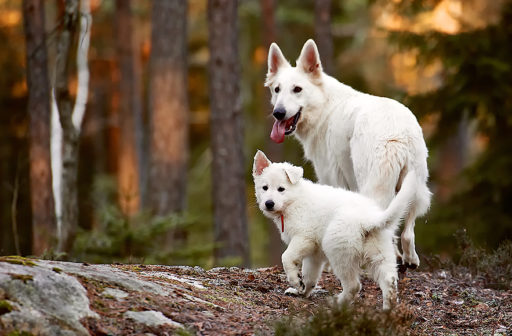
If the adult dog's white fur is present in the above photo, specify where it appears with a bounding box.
[253,151,417,309]
[266,39,431,268]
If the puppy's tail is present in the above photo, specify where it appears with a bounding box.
[380,170,417,230]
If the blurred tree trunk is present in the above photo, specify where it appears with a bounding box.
[261,0,276,48]
[54,0,79,252]
[315,0,334,74]
[54,0,90,252]
[208,0,249,267]
[260,0,283,267]
[22,0,57,255]
[147,0,189,217]
[115,0,142,216]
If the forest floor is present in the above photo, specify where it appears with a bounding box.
[78,264,511,335]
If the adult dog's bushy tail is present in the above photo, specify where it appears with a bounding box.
[380,170,417,230]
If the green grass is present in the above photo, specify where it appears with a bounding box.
[456,229,512,289]
[272,302,414,336]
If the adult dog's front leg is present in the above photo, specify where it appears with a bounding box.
[282,238,315,295]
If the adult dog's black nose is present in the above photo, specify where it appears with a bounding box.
[273,107,286,120]
[265,200,275,210]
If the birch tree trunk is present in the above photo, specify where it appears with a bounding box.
[115,0,142,216]
[208,0,250,267]
[147,0,189,216]
[22,0,57,254]
[53,0,90,252]
[260,0,283,267]
[315,0,334,75]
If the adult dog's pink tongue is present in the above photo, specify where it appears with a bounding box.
[270,120,286,143]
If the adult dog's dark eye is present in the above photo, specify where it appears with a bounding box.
[293,86,302,93]
[275,86,280,93]
[278,187,285,192]
[263,186,268,191]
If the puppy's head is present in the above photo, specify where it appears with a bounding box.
[252,150,304,217]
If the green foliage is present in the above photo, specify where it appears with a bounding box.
[272,302,414,336]
[389,0,512,252]
[72,175,215,267]
[455,229,512,289]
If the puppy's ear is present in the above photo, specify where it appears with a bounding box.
[284,165,303,184]
[253,150,271,176]
[266,43,290,86]
[296,39,322,79]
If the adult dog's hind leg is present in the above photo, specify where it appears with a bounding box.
[401,209,419,268]
[354,140,412,269]
[401,182,430,268]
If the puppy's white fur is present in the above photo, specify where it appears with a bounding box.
[253,151,417,310]
[266,40,432,268]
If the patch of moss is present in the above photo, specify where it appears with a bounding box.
[0,300,13,315]
[8,273,34,283]
[7,331,33,336]
[175,328,195,336]
[52,267,62,274]
[0,256,37,267]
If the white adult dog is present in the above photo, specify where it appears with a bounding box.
[253,150,417,309]
[266,39,431,268]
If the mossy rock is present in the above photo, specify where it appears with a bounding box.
[0,256,37,267]
[8,273,34,283]
[0,299,14,315]
[52,267,63,274]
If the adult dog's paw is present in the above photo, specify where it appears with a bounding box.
[403,251,420,269]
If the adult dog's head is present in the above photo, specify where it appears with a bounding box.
[265,39,325,143]
[252,150,304,218]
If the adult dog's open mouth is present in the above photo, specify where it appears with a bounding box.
[270,109,302,143]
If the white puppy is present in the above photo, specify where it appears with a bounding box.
[253,150,417,310]
[266,39,432,268]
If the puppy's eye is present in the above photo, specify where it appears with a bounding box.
[278,187,285,192]
[263,186,268,191]
[275,86,280,93]
[293,86,302,93]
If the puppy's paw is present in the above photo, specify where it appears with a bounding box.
[284,287,300,296]
[286,272,303,291]
[303,286,314,297]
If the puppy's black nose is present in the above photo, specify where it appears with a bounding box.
[273,107,286,120]
[265,200,275,210]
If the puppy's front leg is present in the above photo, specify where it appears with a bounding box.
[282,237,315,295]
[302,253,325,297]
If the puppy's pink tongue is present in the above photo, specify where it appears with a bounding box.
[270,120,286,143]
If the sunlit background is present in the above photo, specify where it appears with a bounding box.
[1,0,510,268]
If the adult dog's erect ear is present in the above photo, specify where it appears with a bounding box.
[266,43,290,85]
[253,150,271,176]
[284,165,303,184]
[297,39,323,79]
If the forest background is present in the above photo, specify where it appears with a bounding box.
[1,0,510,269]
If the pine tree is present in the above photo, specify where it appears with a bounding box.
[389,0,512,248]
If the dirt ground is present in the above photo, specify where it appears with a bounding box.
[78,264,512,335]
